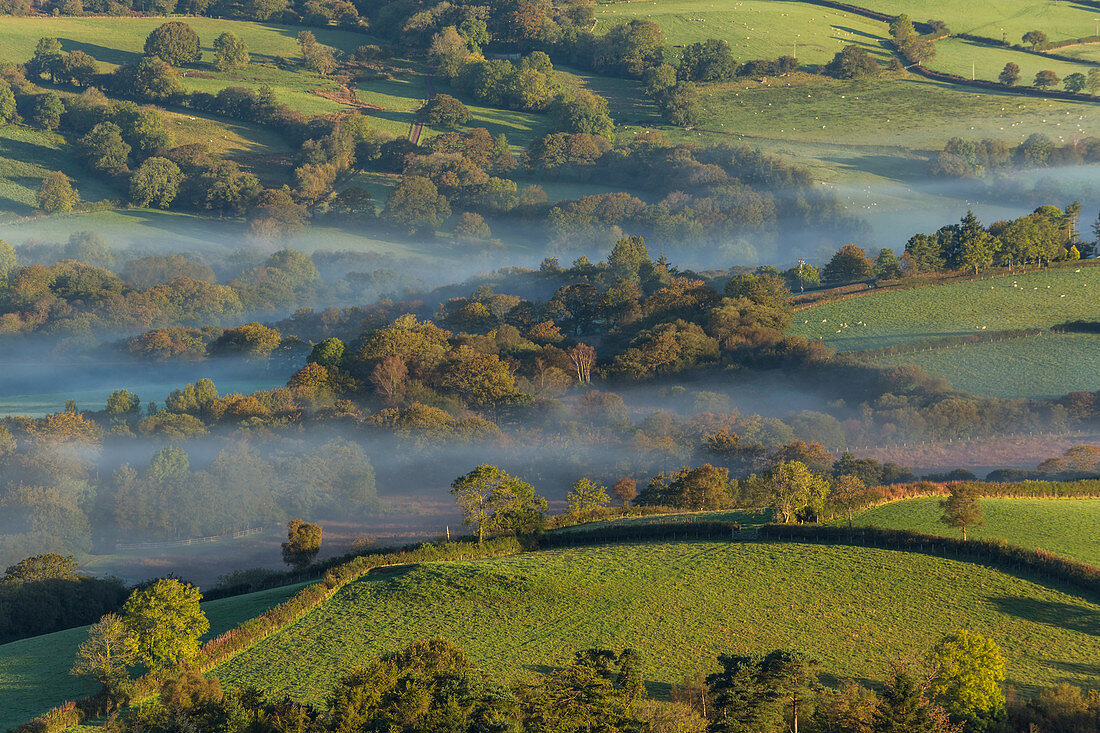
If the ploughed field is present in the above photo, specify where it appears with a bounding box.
[213,541,1100,702]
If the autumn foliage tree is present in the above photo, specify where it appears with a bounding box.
[281,519,322,569]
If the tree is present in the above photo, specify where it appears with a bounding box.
[78,122,132,172]
[822,244,875,285]
[611,477,637,506]
[1022,30,1048,49]
[63,50,99,87]
[32,92,64,130]
[453,211,491,241]
[707,650,820,733]
[874,248,904,280]
[383,175,451,233]
[3,553,78,582]
[37,171,79,213]
[281,519,322,570]
[27,37,65,83]
[1088,67,1100,95]
[419,94,469,129]
[213,31,249,71]
[1033,70,1060,89]
[874,668,953,733]
[939,483,983,540]
[549,90,614,139]
[957,231,997,274]
[120,579,209,670]
[825,45,878,79]
[763,461,830,524]
[113,56,183,103]
[144,22,201,66]
[450,464,547,543]
[567,343,595,383]
[71,613,137,702]
[0,239,15,278]
[659,81,703,127]
[248,187,309,241]
[998,62,1020,86]
[889,14,915,41]
[831,475,866,529]
[567,478,610,516]
[129,157,183,208]
[679,39,737,81]
[0,79,15,124]
[929,630,1006,731]
[1064,72,1087,93]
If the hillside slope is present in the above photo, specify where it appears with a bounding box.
[215,541,1100,703]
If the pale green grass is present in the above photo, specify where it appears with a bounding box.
[694,73,1100,148]
[845,497,1100,566]
[215,541,1100,703]
[872,332,1100,398]
[0,582,307,732]
[789,265,1100,350]
[594,0,892,65]
[929,37,1098,86]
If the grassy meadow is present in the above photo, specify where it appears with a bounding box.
[215,542,1100,702]
[856,0,1100,42]
[928,38,1098,86]
[845,497,1100,566]
[788,265,1100,350]
[871,332,1100,398]
[0,581,307,731]
[594,0,892,65]
[0,16,366,115]
[0,125,114,217]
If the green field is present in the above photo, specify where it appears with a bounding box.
[690,73,1100,147]
[872,332,1100,398]
[0,582,307,731]
[0,16,365,115]
[854,0,1100,43]
[929,38,1097,87]
[846,497,1100,566]
[594,0,892,65]
[0,125,115,217]
[215,542,1100,703]
[788,265,1100,350]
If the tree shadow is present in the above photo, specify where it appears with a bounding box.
[988,596,1100,636]
[832,25,886,42]
[58,39,142,67]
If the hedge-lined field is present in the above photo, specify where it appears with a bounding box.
[929,37,1097,87]
[845,496,1100,565]
[0,125,114,217]
[788,265,1100,350]
[214,541,1100,703]
[858,0,1100,41]
[0,581,306,732]
[871,332,1100,398]
[593,0,891,65]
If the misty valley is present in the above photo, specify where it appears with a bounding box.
[0,1,1099,732]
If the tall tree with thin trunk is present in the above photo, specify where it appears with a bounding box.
[568,343,596,383]
[940,483,983,540]
[831,475,866,530]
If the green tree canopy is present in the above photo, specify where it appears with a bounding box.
[120,578,209,670]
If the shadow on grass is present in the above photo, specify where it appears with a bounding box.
[989,596,1100,636]
[60,39,141,67]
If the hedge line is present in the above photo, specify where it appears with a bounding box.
[538,521,742,548]
[11,537,523,733]
[953,32,1100,65]
[911,63,1100,101]
[757,523,1100,598]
